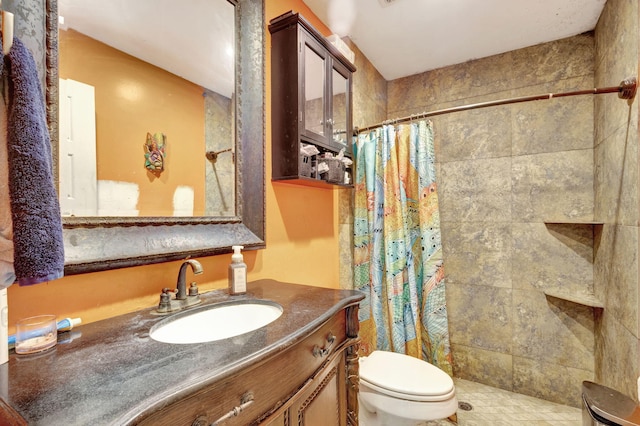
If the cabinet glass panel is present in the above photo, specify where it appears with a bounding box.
[304,44,325,137]
[332,68,348,147]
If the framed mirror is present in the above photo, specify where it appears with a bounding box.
[46,0,265,274]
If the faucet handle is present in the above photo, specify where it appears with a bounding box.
[189,282,199,296]
[158,288,172,311]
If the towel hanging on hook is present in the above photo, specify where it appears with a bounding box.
[0,1,14,55]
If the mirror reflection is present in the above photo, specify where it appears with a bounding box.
[58,0,236,218]
[304,45,325,137]
[332,68,348,146]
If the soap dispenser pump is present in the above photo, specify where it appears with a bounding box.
[228,245,247,295]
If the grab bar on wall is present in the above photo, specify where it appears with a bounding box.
[354,77,637,135]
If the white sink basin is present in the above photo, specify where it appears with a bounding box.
[149,300,283,344]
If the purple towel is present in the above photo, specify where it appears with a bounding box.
[3,36,64,285]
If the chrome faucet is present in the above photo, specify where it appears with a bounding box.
[155,259,204,314]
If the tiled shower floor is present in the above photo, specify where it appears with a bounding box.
[422,378,583,426]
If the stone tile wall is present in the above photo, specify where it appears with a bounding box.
[340,1,640,407]
[204,90,234,216]
[338,40,387,291]
[593,0,640,400]
[387,34,598,407]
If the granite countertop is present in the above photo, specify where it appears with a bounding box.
[0,279,364,425]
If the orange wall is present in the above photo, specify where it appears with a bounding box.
[7,1,342,331]
[59,29,206,216]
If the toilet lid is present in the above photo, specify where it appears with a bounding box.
[359,351,455,401]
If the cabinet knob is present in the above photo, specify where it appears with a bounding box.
[191,415,208,426]
[312,332,336,358]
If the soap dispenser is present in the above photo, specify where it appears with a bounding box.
[228,245,247,295]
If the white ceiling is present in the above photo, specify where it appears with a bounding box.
[303,0,607,81]
[57,0,608,93]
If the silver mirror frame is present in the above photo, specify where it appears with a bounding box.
[46,0,265,274]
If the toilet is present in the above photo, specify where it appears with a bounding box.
[359,350,457,426]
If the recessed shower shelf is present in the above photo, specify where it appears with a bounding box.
[543,290,604,309]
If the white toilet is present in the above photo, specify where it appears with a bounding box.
[359,350,457,426]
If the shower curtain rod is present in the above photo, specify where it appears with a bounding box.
[354,77,637,135]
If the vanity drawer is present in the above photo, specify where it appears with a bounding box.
[136,310,347,426]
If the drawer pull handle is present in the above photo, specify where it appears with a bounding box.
[312,333,336,358]
[210,392,254,425]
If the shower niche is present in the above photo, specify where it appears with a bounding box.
[542,220,604,309]
[269,11,356,188]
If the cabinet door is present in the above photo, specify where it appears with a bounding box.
[289,352,346,426]
[330,63,350,151]
[300,33,328,144]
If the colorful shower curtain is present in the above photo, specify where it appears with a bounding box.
[353,120,453,374]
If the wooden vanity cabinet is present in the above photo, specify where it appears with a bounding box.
[264,348,346,425]
[136,306,360,426]
[269,11,356,188]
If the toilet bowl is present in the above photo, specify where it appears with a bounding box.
[359,350,457,426]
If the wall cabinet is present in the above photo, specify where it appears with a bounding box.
[269,11,356,188]
[136,306,361,426]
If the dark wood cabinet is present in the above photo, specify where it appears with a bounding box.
[269,11,356,188]
[1,281,364,425]
[136,307,361,426]
[263,349,346,425]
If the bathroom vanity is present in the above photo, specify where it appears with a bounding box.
[0,280,364,425]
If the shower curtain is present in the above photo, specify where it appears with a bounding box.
[353,120,452,374]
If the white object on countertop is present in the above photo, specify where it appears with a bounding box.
[228,245,247,295]
[0,288,7,364]
[58,317,82,331]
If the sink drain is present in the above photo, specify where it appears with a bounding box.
[458,401,473,411]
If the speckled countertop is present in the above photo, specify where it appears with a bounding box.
[0,279,364,425]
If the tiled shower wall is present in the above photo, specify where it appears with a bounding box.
[387,35,597,407]
[372,34,597,407]
[339,0,639,408]
[204,91,234,216]
[593,0,640,400]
